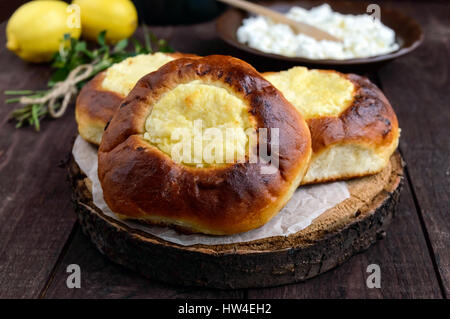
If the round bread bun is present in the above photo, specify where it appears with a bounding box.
[98,55,312,235]
[75,52,198,145]
[264,67,399,185]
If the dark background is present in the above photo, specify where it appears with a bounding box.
[0,0,228,24]
[2,0,446,25]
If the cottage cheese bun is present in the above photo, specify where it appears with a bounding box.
[75,52,197,145]
[98,55,312,235]
[264,67,399,184]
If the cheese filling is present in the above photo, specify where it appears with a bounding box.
[143,81,254,166]
[101,53,175,96]
[264,67,355,119]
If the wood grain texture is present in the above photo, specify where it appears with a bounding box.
[247,181,442,298]
[42,227,244,299]
[377,1,450,298]
[0,23,78,298]
[63,153,404,289]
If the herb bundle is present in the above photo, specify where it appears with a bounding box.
[5,28,173,130]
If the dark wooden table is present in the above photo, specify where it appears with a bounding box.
[0,1,448,299]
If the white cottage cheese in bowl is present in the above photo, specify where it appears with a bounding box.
[236,4,399,60]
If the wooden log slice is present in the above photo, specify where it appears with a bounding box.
[67,151,404,289]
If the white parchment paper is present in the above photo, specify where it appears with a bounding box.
[72,135,350,246]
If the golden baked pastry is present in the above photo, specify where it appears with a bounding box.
[75,52,197,145]
[98,55,312,235]
[264,67,399,184]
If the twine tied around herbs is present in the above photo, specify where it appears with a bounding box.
[19,64,94,118]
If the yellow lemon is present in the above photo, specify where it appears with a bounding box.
[6,1,81,63]
[73,0,138,44]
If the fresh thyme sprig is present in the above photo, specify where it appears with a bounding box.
[5,28,173,130]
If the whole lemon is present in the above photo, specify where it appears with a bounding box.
[6,1,81,63]
[73,0,138,44]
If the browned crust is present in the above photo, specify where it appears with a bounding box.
[75,71,122,130]
[307,73,399,154]
[75,52,199,144]
[98,55,312,235]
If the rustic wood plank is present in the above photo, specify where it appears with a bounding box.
[247,177,442,298]
[42,227,244,299]
[376,0,450,298]
[0,23,78,298]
